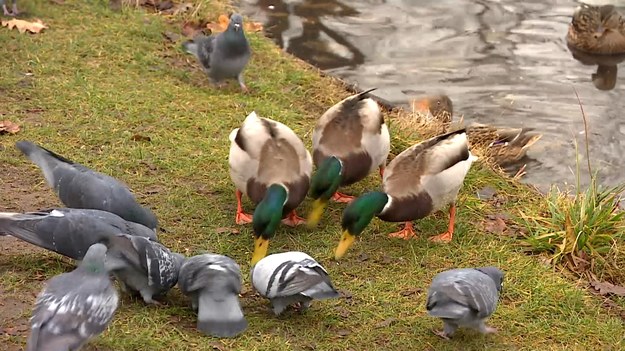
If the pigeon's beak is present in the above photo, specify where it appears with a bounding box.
[334,230,357,260]
[306,199,328,228]
[234,23,241,31]
[251,236,269,265]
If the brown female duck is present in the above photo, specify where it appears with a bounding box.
[566,4,625,55]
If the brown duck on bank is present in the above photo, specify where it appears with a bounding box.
[566,4,625,55]
[413,95,542,167]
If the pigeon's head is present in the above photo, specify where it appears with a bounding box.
[251,184,289,265]
[477,266,505,291]
[128,205,159,232]
[306,156,343,227]
[81,243,109,274]
[229,13,244,32]
[335,191,389,260]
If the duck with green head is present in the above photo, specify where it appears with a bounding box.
[335,129,477,259]
[307,88,390,226]
[228,111,312,265]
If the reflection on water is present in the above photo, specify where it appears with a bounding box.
[239,0,625,191]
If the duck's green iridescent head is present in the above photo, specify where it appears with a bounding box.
[251,184,288,265]
[306,156,343,227]
[335,191,389,259]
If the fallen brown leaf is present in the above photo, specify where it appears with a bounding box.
[356,252,369,262]
[2,18,48,34]
[335,306,352,318]
[208,341,225,351]
[181,21,206,38]
[590,280,625,296]
[162,31,181,42]
[339,289,353,299]
[205,14,263,33]
[484,216,507,234]
[400,287,422,297]
[130,134,151,142]
[161,2,192,15]
[336,329,351,337]
[214,227,240,235]
[375,318,397,328]
[0,120,20,134]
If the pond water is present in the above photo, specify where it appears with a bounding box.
[238,0,625,192]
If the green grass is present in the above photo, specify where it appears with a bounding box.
[1,1,625,350]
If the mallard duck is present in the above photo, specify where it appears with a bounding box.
[412,94,542,167]
[228,111,313,264]
[334,129,476,259]
[566,4,625,55]
[307,88,390,226]
[466,123,542,167]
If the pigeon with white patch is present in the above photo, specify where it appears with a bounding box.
[178,253,248,337]
[0,210,181,304]
[104,234,184,305]
[251,251,340,315]
[26,243,118,351]
[15,140,159,231]
[426,266,504,339]
[182,13,251,92]
[0,209,158,259]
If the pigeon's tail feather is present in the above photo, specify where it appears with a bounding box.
[0,213,52,251]
[427,302,471,320]
[182,41,200,58]
[269,295,309,316]
[302,280,340,300]
[15,141,71,188]
[197,292,248,338]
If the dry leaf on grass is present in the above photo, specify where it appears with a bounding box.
[590,280,625,296]
[2,19,48,34]
[484,216,507,234]
[130,134,151,142]
[0,120,20,134]
[375,318,397,328]
[161,2,192,15]
[181,21,207,38]
[205,14,263,33]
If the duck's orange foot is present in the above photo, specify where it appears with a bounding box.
[331,192,356,203]
[429,231,453,243]
[388,223,417,240]
[235,211,253,225]
[281,211,306,227]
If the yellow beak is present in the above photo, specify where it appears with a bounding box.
[334,230,357,260]
[306,199,328,228]
[251,237,270,266]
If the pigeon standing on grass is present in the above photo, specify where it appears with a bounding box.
[182,13,251,92]
[0,209,158,258]
[178,253,248,338]
[426,266,504,339]
[15,140,159,231]
[251,251,340,316]
[0,210,181,305]
[26,243,118,351]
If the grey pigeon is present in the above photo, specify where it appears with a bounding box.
[251,251,340,316]
[0,209,158,259]
[16,140,159,231]
[178,253,248,338]
[0,210,181,304]
[26,243,118,351]
[182,13,251,92]
[0,0,18,16]
[426,266,504,339]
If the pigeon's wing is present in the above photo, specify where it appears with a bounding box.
[178,254,247,338]
[27,274,118,351]
[429,270,498,318]
[129,235,182,293]
[178,254,241,294]
[267,259,329,298]
[197,35,216,69]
